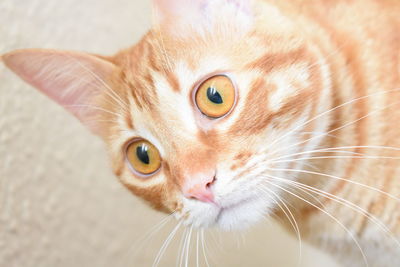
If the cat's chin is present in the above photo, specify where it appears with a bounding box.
[215,196,269,231]
[180,199,267,231]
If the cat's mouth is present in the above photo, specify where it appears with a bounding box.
[180,183,268,230]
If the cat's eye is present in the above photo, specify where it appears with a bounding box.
[126,140,161,175]
[195,75,235,118]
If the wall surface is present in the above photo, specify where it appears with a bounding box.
[0,0,340,266]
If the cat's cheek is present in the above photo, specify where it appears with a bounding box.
[117,175,172,213]
[163,192,184,214]
[143,187,170,212]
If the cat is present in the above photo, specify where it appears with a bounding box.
[2,0,400,266]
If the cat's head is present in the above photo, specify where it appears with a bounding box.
[2,0,332,230]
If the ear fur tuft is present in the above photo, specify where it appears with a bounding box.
[2,49,117,135]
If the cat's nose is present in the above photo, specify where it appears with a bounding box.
[182,174,216,203]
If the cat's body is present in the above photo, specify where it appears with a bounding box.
[263,1,400,266]
[2,0,400,266]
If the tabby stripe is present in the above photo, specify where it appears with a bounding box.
[246,47,308,74]
[297,60,325,159]
[330,38,368,224]
[298,25,368,219]
[165,70,180,92]
[228,78,271,135]
[363,89,400,230]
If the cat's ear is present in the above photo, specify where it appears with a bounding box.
[2,49,117,135]
[152,0,253,34]
[152,0,203,19]
[152,0,252,15]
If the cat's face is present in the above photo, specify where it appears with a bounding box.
[102,1,332,230]
[2,0,332,230]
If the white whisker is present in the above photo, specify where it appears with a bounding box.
[185,226,193,267]
[270,145,400,162]
[270,88,400,158]
[196,231,200,267]
[177,228,188,267]
[201,230,211,267]
[266,181,370,267]
[267,167,400,202]
[261,174,400,250]
[152,221,182,267]
[273,155,400,164]
[124,212,175,265]
[258,186,303,266]
[269,98,400,159]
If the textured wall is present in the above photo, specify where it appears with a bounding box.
[0,0,339,266]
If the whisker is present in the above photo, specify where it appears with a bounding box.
[261,174,400,250]
[272,155,400,164]
[270,145,400,162]
[152,221,182,267]
[271,88,400,155]
[266,181,370,267]
[177,228,188,267]
[124,211,175,265]
[267,167,400,202]
[269,98,400,160]
[258,186,303,266]
[185,226,193,267]
[196,231,200,267]
[300,161,319,171]
[201,230,211,267]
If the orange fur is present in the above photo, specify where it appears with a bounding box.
[3,0,400,266]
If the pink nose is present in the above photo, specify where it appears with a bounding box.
[182,175,216,203]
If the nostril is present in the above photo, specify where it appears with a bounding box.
[206,175,216,188]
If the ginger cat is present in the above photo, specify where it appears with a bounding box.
[2,0,400,266]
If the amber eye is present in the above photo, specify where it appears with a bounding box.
[195,75,235,118]
[126,140,161,175]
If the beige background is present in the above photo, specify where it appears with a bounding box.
[0,0,340,266]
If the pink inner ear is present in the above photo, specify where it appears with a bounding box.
[153,0,251,16]
[152,0,207,24]
[2,49,116,134]
[227,0,253,14]
[153,0,203,15]
[152,0,254,35]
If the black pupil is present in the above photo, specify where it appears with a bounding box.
[136,145,150,164]
[207,87,223,104]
